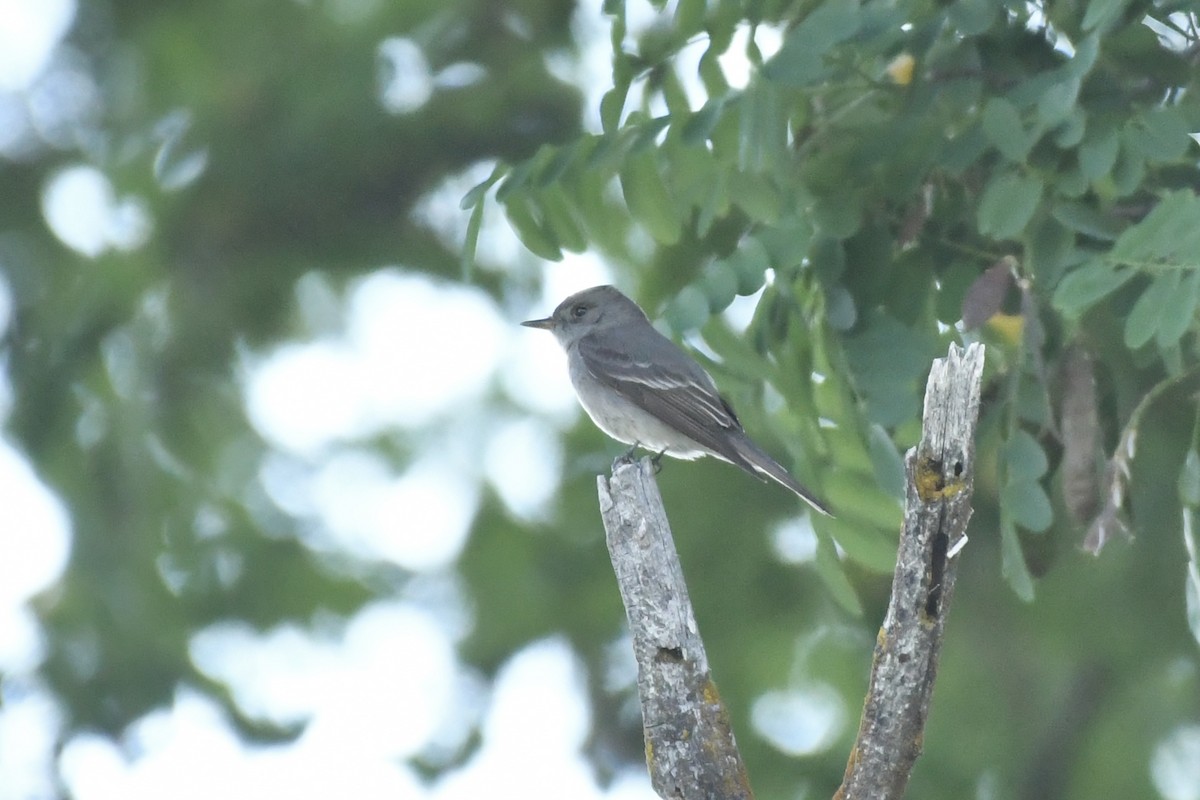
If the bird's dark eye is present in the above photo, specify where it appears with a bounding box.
[572,304,588,318]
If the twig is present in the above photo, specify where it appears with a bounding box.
[598,457,753,800]
[835,342,985,800]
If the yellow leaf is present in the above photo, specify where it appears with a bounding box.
[886,53,915,85]
[987,312,1024,345]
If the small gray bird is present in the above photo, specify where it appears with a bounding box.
[522,285,830,515]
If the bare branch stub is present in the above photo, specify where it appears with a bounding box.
[598,457,753,800]
[835,342,985,800]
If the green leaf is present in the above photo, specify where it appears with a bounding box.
[814,530,863,615]
[1005,429,1049,481]
[698,46,730,97]
[1000,518,1036,601]
[659,67,691,119]
[763,0,860,86]
[600,80,630,134]
[729,171,782,223]
[1185,509,1200,646]
[695,167,730,237]
[824,476,903,533]
[728,237,772,295]
[503,193,562,261]
[1112,145,1146,197]
[631,116,671,151]
[619,149,682,245]
[572,168,632,258]
[664,138,717,211]
[948,0,998,35]
[1015,376,1051,428]
[1157,270,1200,350]
[494,159,535,201]
[756,217,814,271]
[1082,0,1127,33]
[673,0,706,38]
[811,191,863,239]
[460,195,485,279]
[1037,77,1080,128]
[1125,107,1193,163]
[1078,125,1120,180]
[664,285,710,332]
[867,424,905,499]
[533,142,578,187]
[1053,107,1087,147]
[1125,270,1182,349]
[681,99,725,145]
[1026,216,1076,287]
[824,284,857,331]
[825,517,898,572]
[699,261,738,312]
[460,164,504,210]
[1051,201,1123,240]
[843,311,935,427]
[1052,259,1135,317]
[1064,32,1101,78]
[810,235,845,283]
[1110,190,1200,265]
[982,98,1032,162]
[1002,480,1054,533]
[738,81,788,173]
[941,125,989,175]
[700,319,774,382]
[977,172,1042,240]
[1056,168,1088,199]
[538,185,587,254]
[1178,449,1200,508]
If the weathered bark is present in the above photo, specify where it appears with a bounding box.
[835,342,985,800]
[599,458,753,800]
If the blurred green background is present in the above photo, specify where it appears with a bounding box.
[3,1,1200,799]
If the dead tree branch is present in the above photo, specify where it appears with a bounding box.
[835,342,985,800]
[598,457,753,800]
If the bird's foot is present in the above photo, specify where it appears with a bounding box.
[612,442,642,470]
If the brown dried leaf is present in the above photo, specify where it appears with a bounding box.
[962,256,1016,330]
[1061,346,1100,524]
[898,183,933,248]
[1082,460,1134,556]
[1082,507,1130,556]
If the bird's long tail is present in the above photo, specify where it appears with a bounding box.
[731,436,832,516]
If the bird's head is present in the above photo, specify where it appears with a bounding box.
[521,285,648,348]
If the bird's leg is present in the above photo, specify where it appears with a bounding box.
[613,441,642,470]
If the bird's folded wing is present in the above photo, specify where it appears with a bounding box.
[577,339,754,466]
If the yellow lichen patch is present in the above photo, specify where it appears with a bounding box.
[915,455,967,502]
[915,456,946,501]
[702,679,722,707]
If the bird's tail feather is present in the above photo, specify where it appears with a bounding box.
[731,436,832,516]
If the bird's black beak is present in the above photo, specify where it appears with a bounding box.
[521,317,556,330]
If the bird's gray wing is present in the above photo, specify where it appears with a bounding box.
[578,333,832,514]
[576,336,755,467]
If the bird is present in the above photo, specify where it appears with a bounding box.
[522,285,830,515]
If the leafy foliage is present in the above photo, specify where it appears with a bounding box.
[474,0,1200,610]
[6,1,1200,799]
[469,2,1200,793]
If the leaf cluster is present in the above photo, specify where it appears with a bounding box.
[478,0,1200,607]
